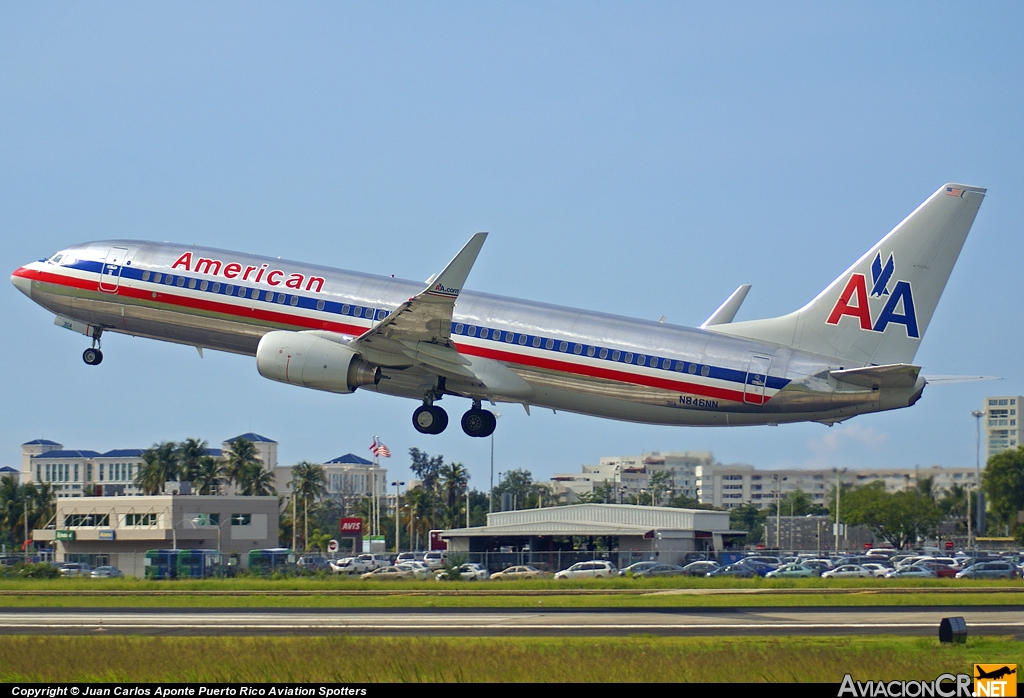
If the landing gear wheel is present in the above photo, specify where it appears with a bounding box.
[461,408,496,438]
[413,405,449,435]
[83,348,103,366]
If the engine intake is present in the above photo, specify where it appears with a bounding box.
[256,330,380,394]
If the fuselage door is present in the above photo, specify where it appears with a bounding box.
[744,355,771,404]
[98,247,129,293]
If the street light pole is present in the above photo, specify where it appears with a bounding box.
[488,412,500,515]
[972,409,985,536]
[391,481,404,554]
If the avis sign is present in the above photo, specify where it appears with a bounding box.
[827,252,919,338]
[339,517,363,536]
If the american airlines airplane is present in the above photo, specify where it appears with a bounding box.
[11,183,985,438]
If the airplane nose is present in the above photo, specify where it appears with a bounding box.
[11,269,32,298]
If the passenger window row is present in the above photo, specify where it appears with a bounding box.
[449,322,714,378]
[136,270,389,321]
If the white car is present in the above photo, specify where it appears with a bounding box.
[821,565,873,579]
[554,561,617,580]
[435,563,489,581]
[397,561,431,579]
[423,551,449,570]
[58,562,92,577]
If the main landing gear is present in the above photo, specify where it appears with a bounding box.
[411,398,497,438]
[413,404,449,435]
[461,403,496,438]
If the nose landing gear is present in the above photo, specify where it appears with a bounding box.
[83,334,103,366]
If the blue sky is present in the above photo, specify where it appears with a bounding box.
[2,4,1022,488]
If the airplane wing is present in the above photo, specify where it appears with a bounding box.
[352,232,486,370]
[346,233,532,401]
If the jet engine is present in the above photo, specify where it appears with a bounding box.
[256,330,380,394]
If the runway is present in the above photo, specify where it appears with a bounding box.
[1,606,1021,636]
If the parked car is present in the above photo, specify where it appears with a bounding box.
[682,561,721,576]
[884,565,935,579]
[490,565,545,581]
[423,551,448,570]
[58,562,91,577]
[397,562,431,580]
[706,564,756,578]
[618,561,660,577]
[955,562,1021,580]
[436,563,489,581]
[395,552,420,564]
[330,557,357,574]
[361,565,414,581]
[296,555,330,572]
[765,563,817,579]
[632,564,687,578]
[821,565,873,579]
[554,561,617,580]
[90,565,123,578]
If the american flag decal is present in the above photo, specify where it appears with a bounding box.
[945,187,963,197]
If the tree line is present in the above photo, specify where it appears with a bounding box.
[133,437,277,496]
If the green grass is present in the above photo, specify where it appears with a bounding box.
[0,590,1021,608]
[1,574,1020,592]
[0,635,1019,682]
[0,576,1019,608]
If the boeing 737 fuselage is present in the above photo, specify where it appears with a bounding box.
[11,183,986,438]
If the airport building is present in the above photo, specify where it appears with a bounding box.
[982,395,1022,459]
[441,503,740,567]
[31,494,279,577]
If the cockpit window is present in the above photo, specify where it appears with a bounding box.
[50,254,63,265]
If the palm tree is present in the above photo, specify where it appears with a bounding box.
[439,461,469,528]
[192,456,227,495]
[239,462,277,497]
[224,438,261,490]
[403,486,433,549]
[289,462,327,550]
[176,438,209,484]
[135,445,173,495]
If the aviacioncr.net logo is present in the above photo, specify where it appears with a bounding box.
[838,673,972,697]
[975,664,1017,697]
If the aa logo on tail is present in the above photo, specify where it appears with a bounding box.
[826,252,919,338]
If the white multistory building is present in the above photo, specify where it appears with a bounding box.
[982,395,1022,459]
[696,463,980,510]
[549,451,713,503]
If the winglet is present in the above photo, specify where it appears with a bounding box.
[423,232,488,300]
[701,284,752,328]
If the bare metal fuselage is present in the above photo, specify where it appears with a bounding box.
[13,240,923,427]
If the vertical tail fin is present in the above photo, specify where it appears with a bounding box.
[708,183,986,365]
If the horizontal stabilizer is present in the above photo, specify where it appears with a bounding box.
[923,375,1002,385]
[829,363,920,389]
[700,284,751,328]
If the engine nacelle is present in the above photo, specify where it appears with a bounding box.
[256,330,380,394]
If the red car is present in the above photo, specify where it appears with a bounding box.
[918,561,958,578]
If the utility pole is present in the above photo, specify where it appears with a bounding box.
[391,481,404,553]
[972,410,985,536]
[966,483,973,554]
[465,486,470,529]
